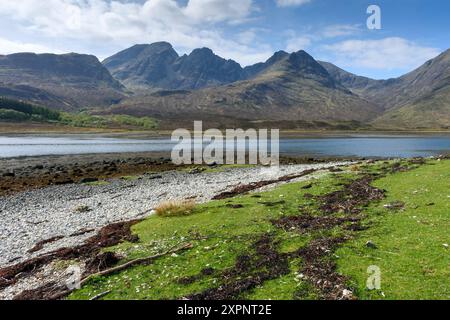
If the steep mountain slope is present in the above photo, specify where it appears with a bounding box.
[103,42,246,91]
[102,42,179,90]
[319,61,380,94]
[321,50,450,129]
[321,50,450,109]
[377,49,450,110]
[243,50,290,78]
[0,83,70,110]
[372,85,450,129]
[170,48,245,90]
[108,50,381,124]
[0,53,124,110]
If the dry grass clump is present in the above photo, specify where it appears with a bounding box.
[154,199,196,217]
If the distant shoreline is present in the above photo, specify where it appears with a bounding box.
[2,121,450,136]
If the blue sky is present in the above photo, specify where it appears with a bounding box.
[238,0,449,78]
[0,0,448,79]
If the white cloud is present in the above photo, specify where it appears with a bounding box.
[0,0,267,66]
[0,37,63,55]
[237,30,258,45]
[323,37,440,70]
[0,1,441,75]
[276,0,311,8]
[283,24,360,53]
[0,0,254,39]
[185,0,254,24]
[320,24,361,38]
[286,36,312,52]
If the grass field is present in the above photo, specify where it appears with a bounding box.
[336,160,450,299]
[69,159,450,300]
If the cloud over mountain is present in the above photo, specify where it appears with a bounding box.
[0,0,271,66]
[323,37,440,71]
[0,0,445,79]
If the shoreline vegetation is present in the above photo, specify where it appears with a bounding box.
[0,156,449,300]
[0,97,159,133]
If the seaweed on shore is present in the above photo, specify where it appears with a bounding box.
[213,169,317,200]
[0,220,141,299]
[183,171,388,300]
[185,234,290,300]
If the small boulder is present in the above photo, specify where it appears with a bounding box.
[189,168,206,174]
[366,241,378,249]
[383,201,405,211]
[55,179,74,185]
[2,172,15,177]
[80,177,99,184]
[342,289,354,300]
[226,204,244,209]
[147,174,163,180]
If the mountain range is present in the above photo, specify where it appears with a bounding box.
[0,42,449,129]
[103,42,247,91]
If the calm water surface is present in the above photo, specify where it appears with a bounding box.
[1,134,450,158]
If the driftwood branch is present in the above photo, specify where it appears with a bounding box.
[90,290,112,300]
[45,242,193,300]
[80,242,193,287]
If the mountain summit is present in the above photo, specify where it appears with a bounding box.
[103,43,245,90]
[103,42,179,90]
